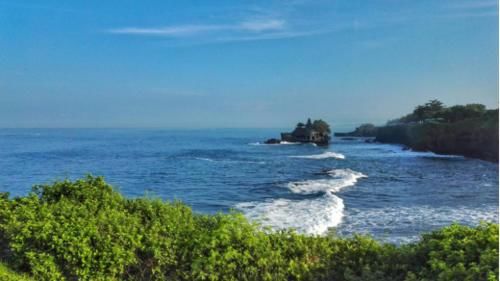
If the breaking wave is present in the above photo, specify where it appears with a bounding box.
[237,168,367,235]
[236,192,344,235]
[287,169,367,194]
[289,151,345,160]
[338,205,499,244]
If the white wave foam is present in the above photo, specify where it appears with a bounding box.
[287,169,367,194]
[236,192,344,235]
[351,144,465,159]
[194,157,216,162]
[290,151,345,160]
[248,141,300,146]
[194,157,265,164]
[410,151,465,159]
[385,146,465,159]
[279,141,301,145]
[338,205,499,244]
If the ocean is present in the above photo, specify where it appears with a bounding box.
[0,128,497,244]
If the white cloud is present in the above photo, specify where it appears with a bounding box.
[108,19,286,37]
[449,0,498,10]
[108,25,227,36]
[440,0,498,19]
[441,10,498,19]
[239,19,285,32]
[213,29,330,43]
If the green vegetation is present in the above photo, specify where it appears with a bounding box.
[0,263,32,281]
[311,119,331,134]
[378,100,498,161]
[296,119,331,134]
[0,176,498,280]
[386,99,492,125]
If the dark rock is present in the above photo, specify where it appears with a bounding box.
[264,138,281,144]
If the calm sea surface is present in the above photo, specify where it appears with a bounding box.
[0,129,497,243]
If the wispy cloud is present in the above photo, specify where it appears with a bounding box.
[449,0,498,10]
[240,19,285,32]
[109,25,226,36]
[106,0,383,45]
[441,0,498,18]
[0,1,86,14]
[214,29,326,43]
[441,10,498,19]
[108,19,286,37]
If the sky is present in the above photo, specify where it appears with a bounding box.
[0,0,498,130]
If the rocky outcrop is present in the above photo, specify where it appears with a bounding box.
[263,138,281,144]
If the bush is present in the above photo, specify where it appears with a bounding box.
[0,176,497,280]
[0,262,32,281]
[408,223,499,281]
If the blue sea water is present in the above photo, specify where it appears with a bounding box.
[0,128,498,243]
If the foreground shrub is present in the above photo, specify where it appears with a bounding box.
[0,176,497,280]
[407,223,499,281]
[0,262,32,281]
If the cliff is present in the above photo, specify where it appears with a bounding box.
[375,110,499,162]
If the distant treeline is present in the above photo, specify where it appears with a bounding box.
[0,176,498,281]
[386,100,493,125]
[336,100,499,162]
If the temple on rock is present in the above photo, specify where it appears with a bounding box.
[265,118,331,146]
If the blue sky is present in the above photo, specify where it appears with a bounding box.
[0,0,498,130]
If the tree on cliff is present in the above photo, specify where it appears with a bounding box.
[354,123,377,136]
[390,100,491,125]
[438,104,487,122]
[312,119,331,134]
[413,99,445,121]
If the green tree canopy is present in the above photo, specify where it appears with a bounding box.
[388,100,491,125]
[412,99,445,121]
[312,119,331,134]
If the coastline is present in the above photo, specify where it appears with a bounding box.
[374,122,499,163]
